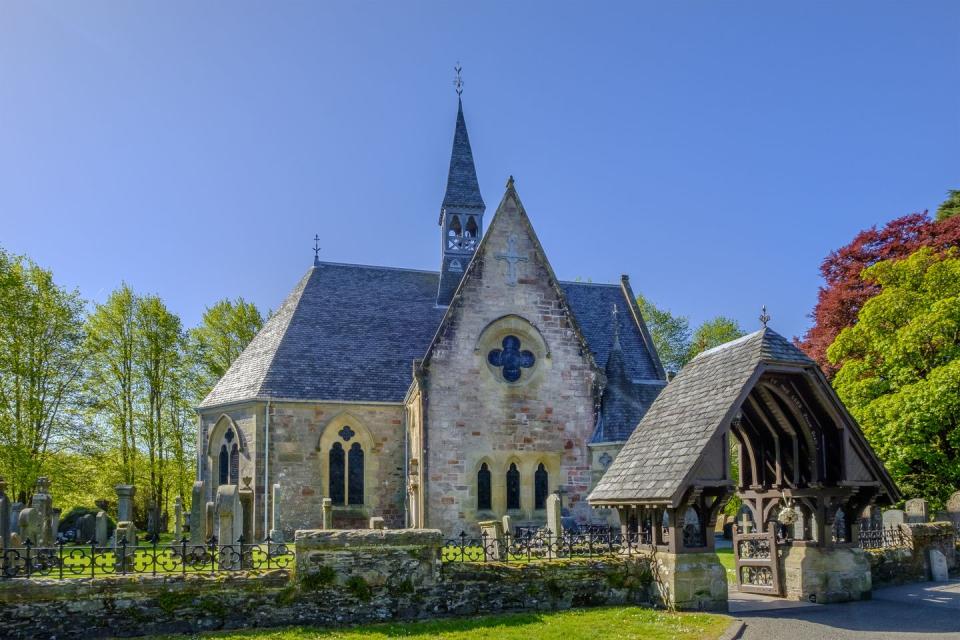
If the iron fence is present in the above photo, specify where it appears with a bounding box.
[441,527,655,563]
[0,535,293,580]
[857,525,909,549]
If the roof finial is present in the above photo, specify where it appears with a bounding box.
[612,303,621,349]
[759,305,771,329]
[506,175,515,190]
[313,234,321,266]
[453,62,463,98]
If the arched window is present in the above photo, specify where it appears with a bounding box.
[477,463,491,510]
[348,443,364,506]
[682,507,705,548]
[329,442,345,505]
[506,463,521,510]
[229,444,240,485]
[534,463,548,510]
[218,445,229,485]
[465,216,478,238]
[447,216,463,249]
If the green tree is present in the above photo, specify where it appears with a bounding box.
[687,317,745,362]
[0,250,86,500]
[636,294,691,374]
[828,247,960,508]
[188,297,263,400]
[936,189,960,221]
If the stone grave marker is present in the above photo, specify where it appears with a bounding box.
[0,477,9,550]
[95,511,108,545]
[929,549,949,581]
[76,513,96,543]
[905,498,928,524]
[269,483,283,542]
[190,481,206,545]
[322,498,332,530]
[10,501,23,535]
[369,516,385,530]
[946,491,960,528]
[115,485,135,523]
[501,514,512,539]
[215,485,243,569]
[50,508,61,542]
[478,519,504,560]
[173,496,183,539]
[546,493,563,539]
[238,481,254,543]
[882,509,905,527]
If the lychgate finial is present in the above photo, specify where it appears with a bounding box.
[759,305,771,328]
[313,234,321,266]
[453,62,464,97]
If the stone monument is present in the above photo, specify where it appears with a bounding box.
[501,514,512,539]
[0,477,9,550]
[478,519,505,560]
[95,511,108,545]
[905,498,928,524]
[173,496,183,539]
[190,481,206,545]
[10,501,23,535]
[321,498,332,530]
[115,485,135,523]
[269,483,283,542]
[882,509,905,527]
[946,491,960,528]
[369,516,385,530]
[215,485,243,569]
[239,478,254,543]
[930,549,949,581]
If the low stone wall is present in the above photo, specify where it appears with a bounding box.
[0,530,659,639]
[865,522,958,587]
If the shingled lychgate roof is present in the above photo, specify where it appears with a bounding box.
[200,264,664,410]
[588,328,814,505]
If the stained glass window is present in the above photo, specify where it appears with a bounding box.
[218,445,229,485]
[329,442,345,505]
[488,335,535,382]
[506,463,521,510]
[477,463,491,510]
[348,443,364,505]
[534,463,548,510]
[338,426,355,442]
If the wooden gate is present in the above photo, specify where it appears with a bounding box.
[733,530,782,596]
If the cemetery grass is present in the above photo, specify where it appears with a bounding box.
[715,548,736,584]
[151,606,730,639]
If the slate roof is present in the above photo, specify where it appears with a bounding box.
[440,99,484,213]
[200,267,665,410]
[588,328,814,505]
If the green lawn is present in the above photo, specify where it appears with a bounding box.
[716,547,737,585]
[151,607,730,640]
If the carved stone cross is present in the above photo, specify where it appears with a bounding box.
[495,234,528,287]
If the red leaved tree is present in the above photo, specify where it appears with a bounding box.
[799,212,960,376]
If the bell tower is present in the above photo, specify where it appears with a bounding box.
[436,89,485,306]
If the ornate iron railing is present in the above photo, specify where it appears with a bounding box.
[0,535,293,580]
[441,527,662,563]
[857,525,908,549]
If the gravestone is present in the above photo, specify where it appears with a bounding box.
[882,509,905,527]
[546,493,563,538]
[321,498,332,530]
[946,491,960,528]
[173,496,183,539]
[19,477,54,545]
[0,477,9,550]
[929,549,949,581]
[115,485,135,523]
[205,501,215,541]
[215,485,243,569]
[146,501,158,537]
[50,508,61,542]
[905,498,928,524]
[113,521,137,570]
[478,519,505,560]
[269,483,283,542]
[190,481,205,545]
[502,514,512,538]
[95,511,108,545]
[76,513,96,543]
[238,482,254,543]
[10,502,23,535]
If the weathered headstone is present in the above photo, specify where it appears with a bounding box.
[478,519,505,560]
[905,498,928,524]
[115,485,135,523]
[10,502,23,535]
[173,496,183,539]
[238,484,254,543]
[76,513,96,543]
[95,511,108,545]
[269,483,283,542]
[929,549,949,581]
[215,485,243,569]
[205,501,215,541]
[369,516,385,530]
[0,477,9,550]
[322,498,332,530]
[50,508,61,542]
[113,521,137,570]
[946,491,960,528]
[882,509,905,527]
[146,500,158,537]
[546,493,563,538]
[501,514,512,539]
[190,481,206,545]
[19,477,54,545]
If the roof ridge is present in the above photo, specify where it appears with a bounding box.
[315,260,440,276]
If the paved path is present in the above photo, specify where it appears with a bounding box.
[732,580,960,639]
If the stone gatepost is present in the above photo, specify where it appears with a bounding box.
[269,483,283,542]
[238,481,254,543]
[0,477,9,551]
[189,481,205,545]
[905,499,928,524]
[115,485,135,523]
[95,511,108,545]
[321,498,333,530]
[173,496,183,539]
[780,546,871,604]
[647,548,729,612]
[215,485,243,570]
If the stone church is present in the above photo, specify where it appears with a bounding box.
[197,97,667,538]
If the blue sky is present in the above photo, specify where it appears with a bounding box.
[2,2,957,341]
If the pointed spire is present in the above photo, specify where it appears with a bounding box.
[440,97,484,216]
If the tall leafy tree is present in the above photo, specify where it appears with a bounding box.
[799,212,960,376]
[687,316,745,362]
[0,250,86,500]
[189,297,263,399]
[828,248,960,508]
[937,189,960,221]
[636,294,691,374]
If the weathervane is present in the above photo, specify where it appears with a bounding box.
[313,234,321,266]
[759,305,771,328]
[453,62,464,97]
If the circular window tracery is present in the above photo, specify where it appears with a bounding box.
[487,335,536,382]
